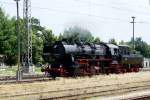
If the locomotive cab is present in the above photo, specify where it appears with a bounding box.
[106,43,120,62]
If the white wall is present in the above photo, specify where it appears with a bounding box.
[143,58,150,68]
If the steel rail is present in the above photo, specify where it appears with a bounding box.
[1,80,150,100]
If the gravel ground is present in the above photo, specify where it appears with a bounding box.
[0,72,150,100]
[88,89,150,100]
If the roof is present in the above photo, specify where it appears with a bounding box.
[106,44,118,49]
[118,45,130,47]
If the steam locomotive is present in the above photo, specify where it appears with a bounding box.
[42,41,143,79]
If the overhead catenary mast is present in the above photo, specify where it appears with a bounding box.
[23,0,33,73]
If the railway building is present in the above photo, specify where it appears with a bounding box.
[143,58,150,71]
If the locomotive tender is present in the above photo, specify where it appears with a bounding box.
[42,41,143,78]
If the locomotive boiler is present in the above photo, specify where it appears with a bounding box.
[42,41,143,79]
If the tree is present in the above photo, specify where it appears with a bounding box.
[31,17,44,64]
[63,26,94,44]
[0,7,59,65]
[42,29,57,45]
[119,40,126,45]
[31,17,44,34]
[109,38,117,45]
[32,33,43,64]
[128,37,150,57]
[93,37,101,44]
[58,33,63,41]
[0,8,17,65]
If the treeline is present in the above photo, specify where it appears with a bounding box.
[0,7,150,66]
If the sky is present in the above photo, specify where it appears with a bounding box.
[1,0,150,43]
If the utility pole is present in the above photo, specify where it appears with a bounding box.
[131,16,136,50]
[14,0,22,80]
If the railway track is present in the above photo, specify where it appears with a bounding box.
[0,78,52,85]
[42,83,150,100]
[0,71,150,84]
[0,74,52,84]
[0,74,45,80]
[1,80,150,100]
[0,74,149,85]
[0,72,150,99]
[126,95,150,100]
[0,68,149,83]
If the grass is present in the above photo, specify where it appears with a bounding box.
[34,67,43,74]
[0,66,43,76]
[0,66,17,76]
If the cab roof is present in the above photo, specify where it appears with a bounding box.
[106,44,118,48]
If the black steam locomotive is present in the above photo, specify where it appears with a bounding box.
[42,41,143,78]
